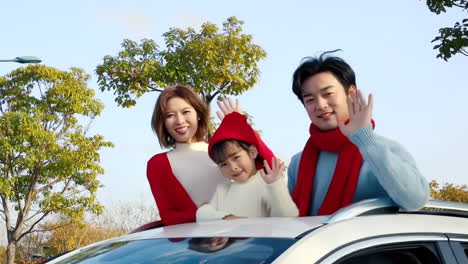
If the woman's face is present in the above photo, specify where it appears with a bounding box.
[164,97,199,144]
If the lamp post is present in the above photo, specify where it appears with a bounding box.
[0,56,42,64]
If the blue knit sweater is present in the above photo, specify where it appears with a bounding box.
[287,125,430,215]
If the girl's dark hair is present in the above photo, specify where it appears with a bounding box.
[151,85,209,148]
[292,50,356,103]
[211,139,251,164]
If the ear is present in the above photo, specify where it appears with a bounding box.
[348,85,357,95]
[248,145,258,159]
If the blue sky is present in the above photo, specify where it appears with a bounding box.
[1,0,467,206]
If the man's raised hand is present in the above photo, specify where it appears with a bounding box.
[338,88,373,137]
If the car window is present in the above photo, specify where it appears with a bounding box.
[336,242,441,264]
[50,237,295,264]
[462,243,468,258]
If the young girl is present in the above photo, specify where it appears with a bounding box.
[196,112,299,221]
[147,85,228,226]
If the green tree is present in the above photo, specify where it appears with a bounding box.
[430,180,468,203]
[0,65,113,264]
[95,16,267,108]
[423,0,468,60]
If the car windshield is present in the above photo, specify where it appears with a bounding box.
[50,237,296,264]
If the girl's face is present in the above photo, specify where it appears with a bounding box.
[217,144,258,183]
[164,97,199,144]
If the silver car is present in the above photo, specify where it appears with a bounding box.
[45,198,468,263]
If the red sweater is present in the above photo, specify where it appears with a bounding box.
[147,153,197,226]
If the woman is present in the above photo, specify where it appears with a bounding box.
[147,85,228,226]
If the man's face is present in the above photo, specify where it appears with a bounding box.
[301,72,351,131]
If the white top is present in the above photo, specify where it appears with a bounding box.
[167,142,227,207]
[196,171,299,221]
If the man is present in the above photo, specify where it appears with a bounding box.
[288,51,429,216]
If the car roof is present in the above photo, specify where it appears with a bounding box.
[122,198,468,242]
[117,216,328,241]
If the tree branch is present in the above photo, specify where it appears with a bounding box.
[209,90,221,103]
[29,220,71,233]
[147,84,164,93]
[16,165,41,231]
[1,196,10,224]
[25,210,43,223]
[37,82,44,98]
[28,179,73,222]
[208,82,229,104]
[61,179,73,195]
[452,2,468,9]
[1,195,13,243]
[34,178,63,194]
[15,187,23,216]
[50,114,67,135]
[12,151,24,165]
[18,211,51,241]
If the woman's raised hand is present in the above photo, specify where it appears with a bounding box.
[216,97,242,121]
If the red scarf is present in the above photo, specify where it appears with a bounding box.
[292,122,374,216]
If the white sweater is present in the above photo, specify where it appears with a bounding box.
[167,142,227,207]
[196,172,299,221]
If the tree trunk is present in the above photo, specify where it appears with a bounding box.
[6,242,16,264]
[204,96,213,140]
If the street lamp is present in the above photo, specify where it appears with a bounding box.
[0,56,42,64]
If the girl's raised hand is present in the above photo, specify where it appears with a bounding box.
[216,97,242,121]
[260,158,285,184]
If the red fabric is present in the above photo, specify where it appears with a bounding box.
[292,121,375,216]
[147,153,197,226]
[208,112,275,169]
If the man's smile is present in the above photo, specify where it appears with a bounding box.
[317,112,334,120]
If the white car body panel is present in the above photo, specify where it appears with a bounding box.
[273,214,468,263]
[45,199,468,264]
[116,216,327,242]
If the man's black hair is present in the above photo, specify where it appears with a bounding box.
[292,49,356,103]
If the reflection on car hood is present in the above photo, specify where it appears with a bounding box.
[119,216,327,242]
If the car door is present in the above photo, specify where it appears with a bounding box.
[447,235,468,264]
[317,234,458,264]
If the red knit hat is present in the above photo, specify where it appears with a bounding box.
[208,112,275,170]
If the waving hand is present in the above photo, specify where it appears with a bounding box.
[216,97,242,121]
[338,87,373,137]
